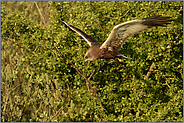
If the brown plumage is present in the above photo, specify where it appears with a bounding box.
[61,15,173,62]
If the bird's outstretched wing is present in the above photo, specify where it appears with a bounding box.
[100,15,173,51]
[61,18,100,46]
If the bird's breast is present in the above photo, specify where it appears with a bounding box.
[99,48,120,59]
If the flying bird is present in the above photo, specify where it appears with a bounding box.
[61,15,173,62]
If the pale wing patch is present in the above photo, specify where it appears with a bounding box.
[100,15,172,51]
[119,23,148,44]
[100,20,148,50]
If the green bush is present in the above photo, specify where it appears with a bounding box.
[1,1,183,122]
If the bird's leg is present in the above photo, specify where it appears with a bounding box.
[120,54,135,61]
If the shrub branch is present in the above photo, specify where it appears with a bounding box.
[59,52,104,109]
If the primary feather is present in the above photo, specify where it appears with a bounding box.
[61,18,100,46]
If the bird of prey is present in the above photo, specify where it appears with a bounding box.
[61,15,173,62]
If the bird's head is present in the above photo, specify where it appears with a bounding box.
[84,50,96,62]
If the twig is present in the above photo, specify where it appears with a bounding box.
[144,62,155,79]
[163,81,171,88]
[103,15,117,20]
[48,74,56,93]
[120,1,139,19]
[52,100,70,121]
[69,61,104,109]
[44,2,50,21]
[104,1,139,20]
[34,1,47,27]
[88,68,96,80]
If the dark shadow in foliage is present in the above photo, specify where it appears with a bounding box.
[176,9,183,25]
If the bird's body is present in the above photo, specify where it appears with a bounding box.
[61,15,173,62]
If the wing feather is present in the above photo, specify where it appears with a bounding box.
[100,15,173,50]
[61,18,100,46]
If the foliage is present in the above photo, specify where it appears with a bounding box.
[1,1,183,122]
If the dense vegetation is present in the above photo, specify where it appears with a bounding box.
[1,1,183,122]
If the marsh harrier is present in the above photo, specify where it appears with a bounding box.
[61,15,173,62]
